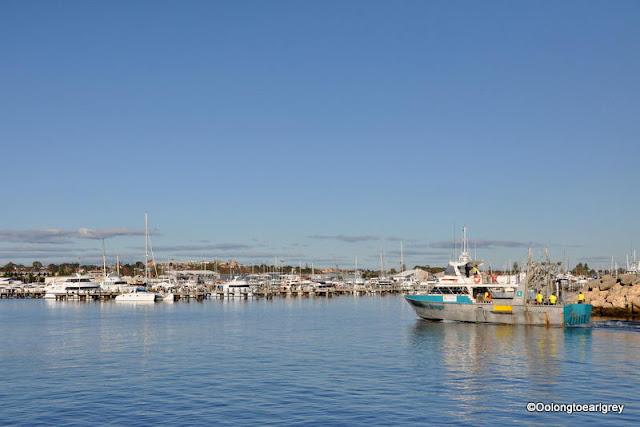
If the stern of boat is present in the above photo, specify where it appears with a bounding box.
[563,304,592,326]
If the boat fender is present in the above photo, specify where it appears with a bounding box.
[473,275,481,284]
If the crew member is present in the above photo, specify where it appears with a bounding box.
[486,293,492,302]
[549,294,557,305]
[578,291,585,304]
[535,292,543,305]
[484,290,489,302]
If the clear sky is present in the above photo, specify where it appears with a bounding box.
[1,0,639,271]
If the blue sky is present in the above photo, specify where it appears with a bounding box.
[1,0,639,271]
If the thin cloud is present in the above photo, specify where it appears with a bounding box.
[77,228,144,240]
[430,239,544,250]
[388,249,450,257]
[308,235,379,243]
[0,229,75,244]
[0,228,143,244]
[152,243,252,252]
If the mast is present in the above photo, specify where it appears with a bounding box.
[102,238,107,277]
[400,241,404,273]
[144,212,149,284]
[355,255,358,283]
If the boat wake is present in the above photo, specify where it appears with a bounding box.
[589,320,640,331]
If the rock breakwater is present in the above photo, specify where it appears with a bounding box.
[568,274,640,317]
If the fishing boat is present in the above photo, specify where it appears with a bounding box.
[405,227,592,326]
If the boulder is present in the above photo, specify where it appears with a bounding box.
[565,294,578,304]
[584,290,600,303]
[628,285,640,297]
[586,279,600,291]
[608,295,628,309]
[619,274,636,286]
[599,275,617,291]
[632,295,640,308]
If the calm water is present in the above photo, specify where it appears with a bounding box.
[0,296,638,426]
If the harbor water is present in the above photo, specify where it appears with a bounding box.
[0,296,638,426]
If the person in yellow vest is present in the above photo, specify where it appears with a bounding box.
[484,290,489,302]
[549,294,557,305]
[578,291,585,304]
[535,292,543,305]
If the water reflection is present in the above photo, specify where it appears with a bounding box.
[407,320,598,423]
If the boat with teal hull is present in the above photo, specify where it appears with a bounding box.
[405,229,592,327]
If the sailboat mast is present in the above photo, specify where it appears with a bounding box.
[355,255,358,283]
[144,212,149,283]
[102,238,107,277]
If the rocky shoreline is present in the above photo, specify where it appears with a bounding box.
[567,274,640,317]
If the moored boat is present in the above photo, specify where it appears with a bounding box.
[222,276,253,297]
[44,275,101,299]
[115,288,162,302]
[115,212,161,302]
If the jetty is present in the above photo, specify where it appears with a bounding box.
[1,284,418,301]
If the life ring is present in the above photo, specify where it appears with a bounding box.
[473,275,481,284]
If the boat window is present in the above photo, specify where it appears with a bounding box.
[444,264,456,275]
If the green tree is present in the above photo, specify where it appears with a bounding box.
[3,262,16,276]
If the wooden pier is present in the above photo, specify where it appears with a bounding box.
[1,284,420,301]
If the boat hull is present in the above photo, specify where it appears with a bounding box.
[405,295,591,326]
[115,292,161,302]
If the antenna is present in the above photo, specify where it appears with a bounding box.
[462,225,468,255]
[452,223,456,260]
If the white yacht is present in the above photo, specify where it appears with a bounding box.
[0,278,24,289]
[222,276,253,297]
[115,288,162,302]
[100,274,132,292]
[44,275,101,299]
